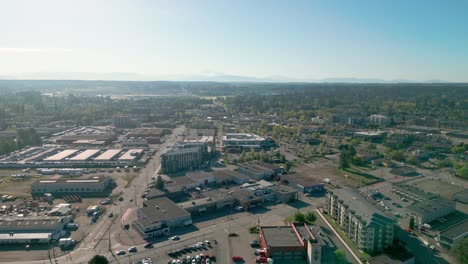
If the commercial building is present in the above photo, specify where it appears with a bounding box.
[236,163,275,180]
[133,197,192,239]
[269,185,298,203]
[178,190,235,215]
[160,143,207,174]
[406,198,456,227]
[118,149,144,162]
[437,220,468,249]
[43,149,79,161]
[0,216,72,244]
[326,188,395,253]
[391,183,437,202]
[55,134,116,145]
[281,174,325,194]
[93,149,122,161]
[69,149,100,161]
[259,222,324,264]
[211,169,250,185]
[187,171,215,186]
[31,176,114,197]
[222,133,267,152]
[127,128,172,143]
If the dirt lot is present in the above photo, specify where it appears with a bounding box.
[292,157,381,188]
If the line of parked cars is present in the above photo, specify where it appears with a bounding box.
[168,240,214,264]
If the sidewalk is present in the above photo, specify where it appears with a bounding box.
[315,208,363,264]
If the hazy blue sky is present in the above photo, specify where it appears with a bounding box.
[1,0,467,81]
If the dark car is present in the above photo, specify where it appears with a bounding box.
[250,240,260,247]
[118,197,124,201]
[144,242,153,248]
[232,256,244,262]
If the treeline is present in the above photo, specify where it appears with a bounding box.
[0,128,41,155]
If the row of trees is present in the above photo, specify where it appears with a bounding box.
[0,128,41,155]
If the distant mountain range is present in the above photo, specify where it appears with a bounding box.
[0,72,452,83]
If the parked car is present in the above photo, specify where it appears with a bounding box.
[250,240,260,247]
[115,249,126,255]
[170,235,180,240]
[144,242,153,248]
[128,246,137,253]
[232,256,244,262]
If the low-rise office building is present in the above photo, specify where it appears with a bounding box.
[269,185,298,203]
[31,176,114,197]
[406,198,456,227]
[326,188,395,253]
[134,197,192,239]
[259,222,324,264]
[222,133,267,152]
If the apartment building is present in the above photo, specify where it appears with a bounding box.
[326,187,395,253]
[160,142,207,174]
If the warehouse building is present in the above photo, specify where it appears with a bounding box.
[31,176,114,197]
[437,220,468,250]
[326,188,395,253]
[134,197,192,239]
[406,198,456,227]
[0,216,72,244]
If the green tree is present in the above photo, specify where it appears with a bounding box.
[294,211,306,222]
[155,175,164,190]
[409,216,415,230]
[305,211,316,223]
[455,163,468,179]
[284,161,292,172]
[89,255,109,264]
[334,249,347,264]
[450,237,468,264]
[339,150,350,169]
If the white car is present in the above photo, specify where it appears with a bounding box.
[170,235,180,240]
[234,206,243,211]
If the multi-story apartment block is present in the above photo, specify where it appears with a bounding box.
[326,187,395,253]
[160,142,207,174]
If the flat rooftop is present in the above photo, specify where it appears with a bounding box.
[44,149,79,161]
[330,187,394,226]
[94,149,122,161]
[36,176,108,184]
[0,233,51,240]
[407,198,455,216]
[439,219,468,240]
[0,217,63,231]
[187,171,213,180]
[261,226,303,247]
[69,149,100,161]
[118,149,143,161]
[139,197,190,225]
